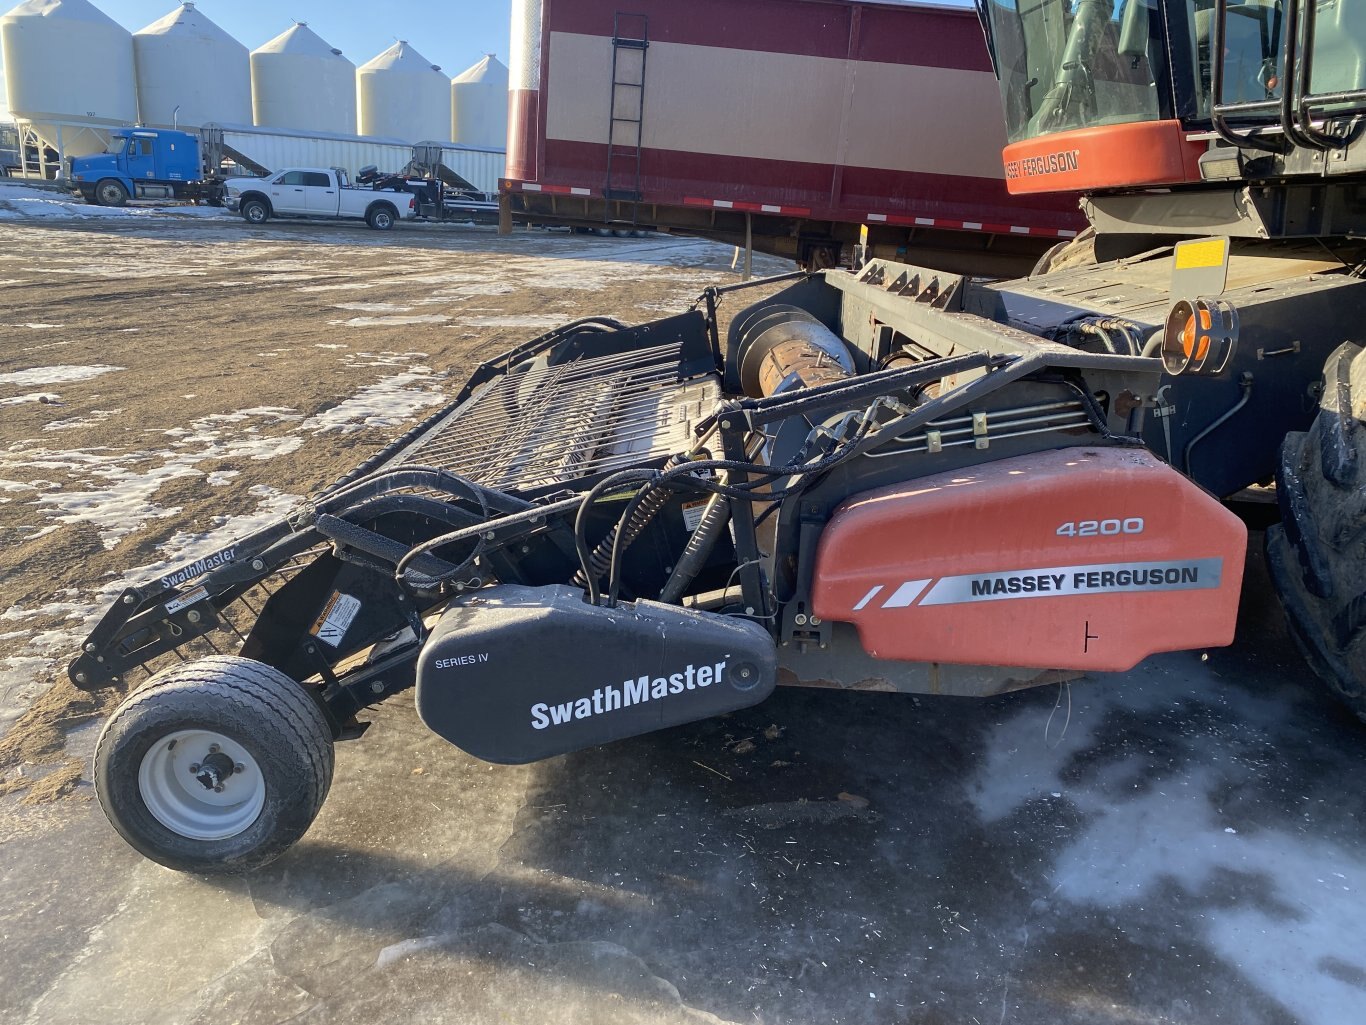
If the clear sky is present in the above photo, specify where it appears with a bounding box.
[0,0,514,119]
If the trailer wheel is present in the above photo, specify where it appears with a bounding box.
[93,656,334,874]
[365,204,396,230]
[241,198,270,225]
[94,178,129,207]
[1267,342,1366,722]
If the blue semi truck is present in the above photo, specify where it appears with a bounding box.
[68,127,221,206]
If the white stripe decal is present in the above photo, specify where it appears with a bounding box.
[522,183,542,192]
[570,187,590,196]
[914,216,936,226]
[1059,230,1078,238]
[963,221,983,230]
[1010,225,1031,234]
[881,579,931,609]
[760,204,780,213]
[852,585,884,611]
[867,213,887,222]
[714,199,734,209]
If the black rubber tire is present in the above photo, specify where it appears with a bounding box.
[95,178,129,207]
[241,197,269,225]
[1267,341,1366,721]
[366,205,395,230]
[93,655,334,874]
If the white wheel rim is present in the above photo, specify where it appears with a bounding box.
[137,729,265,840]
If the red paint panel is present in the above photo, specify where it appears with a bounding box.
[533,139,1084,232]
[1003,120,1207,195]
[810,448,1247,672]
[507,88,540,182]
[544,0,990,71]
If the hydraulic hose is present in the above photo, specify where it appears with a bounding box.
[572,452,693,591]
[658,493,731,604]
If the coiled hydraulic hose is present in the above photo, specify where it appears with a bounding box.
[571,452,694,591]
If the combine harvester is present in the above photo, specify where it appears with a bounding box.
[72,0,1366,873]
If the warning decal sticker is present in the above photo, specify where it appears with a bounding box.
[311,592,362,647]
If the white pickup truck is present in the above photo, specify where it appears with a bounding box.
[223,167,417,230]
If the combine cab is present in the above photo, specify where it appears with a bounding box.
[79,0,1366,873]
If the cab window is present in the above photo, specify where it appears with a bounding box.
[301,172,332,187]
[278,171,308,186]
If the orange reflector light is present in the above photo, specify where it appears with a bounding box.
[1181,307,1214,361]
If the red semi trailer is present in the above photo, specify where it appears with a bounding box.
[500,0,1085,274]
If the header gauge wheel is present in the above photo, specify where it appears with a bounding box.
[93,656,334,874]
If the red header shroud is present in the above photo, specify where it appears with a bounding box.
[811,447,1246,672]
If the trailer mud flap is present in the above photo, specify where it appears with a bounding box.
[415,585,778,763]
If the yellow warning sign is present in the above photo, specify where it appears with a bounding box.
[1174,237,1228,271]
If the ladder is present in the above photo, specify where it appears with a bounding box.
[605,12,649,221]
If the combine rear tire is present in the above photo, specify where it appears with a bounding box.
[93,656,334,874]
[1267,342,1366,721]
[94,178,128,207]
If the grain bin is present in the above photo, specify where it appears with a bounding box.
[133,2,251,129]
[357,41,450,143]
[0,0,138,155]
[450,53,508,150]
[251,22,355,134]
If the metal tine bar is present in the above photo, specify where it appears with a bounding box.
[435,355,683,430]
[439,365,690,434]
[422,357,683,437]
[443,371,682,435]
[413,386,689,470]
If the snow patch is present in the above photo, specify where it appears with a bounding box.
[331,314,450,327]
[0,365,123,387]
[302,369,445,434]
[462,315,568,329]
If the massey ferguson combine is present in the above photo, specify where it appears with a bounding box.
[76,0,1366,872]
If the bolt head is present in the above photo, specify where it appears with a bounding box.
[208,744,220,754]
[251,558,265,571]
[189,763,201,773]
[122,595,136,605]
[483,530,496,541]
[186,610,201,623]
[234,763,244,774]
[83,643,97,653]
[809,616,821,626]
[794,613,808,626]
[213,784,224,793]
[74,672,88,684]
[370,680,384,694]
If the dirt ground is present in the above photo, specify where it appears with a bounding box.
[3,216,1365,1025]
